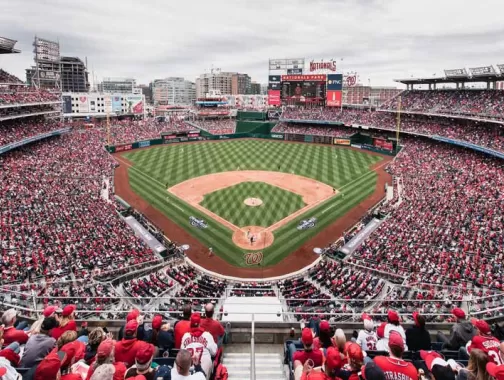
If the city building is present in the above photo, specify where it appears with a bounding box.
[139,84,153,104]
[60,56,89,93]
[196,70,254,97]
[152,77,196,106]
[98,77,136,94]
[250,82,261,95]
[62,92,146,116]
[231,73,251,95]
[343,85,401,106]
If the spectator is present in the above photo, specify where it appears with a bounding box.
[334,329,348,362]
[341,343,365,380]
[59,340,86,380]
[118,309,141,341]
[313,321,336,351]
[374,332,417,380]
[115,320,142,368]
[52,305,77,340]
[405,312,431,352]
[464,319,501,363]
[174,304,192,349]
[20,317,58,368]
[32,352,66,380]
[458,349,490,380]
[55,331,78,351]
[356,314,378,352]
[361,362,386,380]
[86,339,126,380]
[171,349,206,380]
[375,323,388,352]
[84,328,106,365]
[437,308,476,350]
[149,315,174,353]
[180,313,217,379]
[200,303,225,346]
[419,350,457,380]
[291,328,324,376]
[124,341,156,379]
[486,361,504,380]
[1,309,29,345]
[384,310,408,351]
[296,346,343,380]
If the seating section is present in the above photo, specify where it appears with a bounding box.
[194,119,236,135]
[0,119,63,146]
[229,282,276,297]
[0,87,59,105]
[0,68,24,84]
[109,119,194,144]
[272,122,353,137]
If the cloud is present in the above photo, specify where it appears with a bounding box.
[1,0,503,88]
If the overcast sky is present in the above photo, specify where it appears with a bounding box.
[1,0,504,88]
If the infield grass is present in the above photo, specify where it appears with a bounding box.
[122,139,383,267]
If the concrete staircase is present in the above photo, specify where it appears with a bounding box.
[223,352,286,380]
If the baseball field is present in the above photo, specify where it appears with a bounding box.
[114,139,389,274]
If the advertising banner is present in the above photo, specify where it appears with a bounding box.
[112,96,122,112]
[469,66,496,76]
[62,95,72,113]
[281,74,326,82]
[77,95,89,113]
[268,75,281,83]
[104,95,112,113]
[327,74,343,90]
[334,138,350,145]
[270,134,284,139]
[89,97,97,112]
[308,59,337,73]
[125,95,144,114]
[287,68,303,75]
[115,144,133,152]
[268,82,281,90]
[374,138,393,151]
[138,141,151,148]
[268,90,281,106]
[326,90,342,107]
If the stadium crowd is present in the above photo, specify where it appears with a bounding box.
[0,119,64,146]
[0,69,23,84]
[273,122,353,137]
[193,119,235,135]
[109,119,194,145]
[0,88,60,105]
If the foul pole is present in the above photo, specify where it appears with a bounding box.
[395,96,401,153]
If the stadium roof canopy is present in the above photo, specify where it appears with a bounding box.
[395,65,504,86]
[0,36,21,54]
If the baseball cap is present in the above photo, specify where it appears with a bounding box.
[388,331,404,350]
[152,314,163,330]
[125,320,139,336]
[301,327,313,346]
[470,318,491,335]
[43,306,58,317]
[347,342,364,362]
[452,307,465,319]
[34,352,66,380]
[127,309,140,322]
[190,313,201,327]
[412,312,420,326]
[325,347,343,372]
[420,350,446,370]
[41,317,59,331]
[319,320,330,332]
[135,342,155,366]
[62,304,76,317]
[377,322,386,338]
[387,310,400,323]
[97,339,115,360]
[361,361,385,380]
[60,341,85,368]
[487,363,504,380]
[362,313,373,331]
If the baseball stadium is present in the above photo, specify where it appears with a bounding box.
[1,31,504,380]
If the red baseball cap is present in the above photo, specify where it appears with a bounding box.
[43,306,58,317]
[125,320,139,335]
[387,310,400,323]
[62,304,76,317]
[347,343,364,362]
[60,341,85,368]
[190,313,201,327]
[301,328,313,345]
[135,342,155,364]
[388,331,404,350]
[319,320,330,332]
[377,322,387,338]
[97,339,115,360]
[34,352,65,380]
[325,347,343,371]
[127,309,140,322]
[361,313,372,321]
[487,363,504,380]
[412,312,420,326]
[471,318,491,335]
[452,308,465,319]
[152,315,163,330]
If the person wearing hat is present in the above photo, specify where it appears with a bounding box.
[313,321,336,351]
[487,361,504,380]
[463,319,501,363]
[384,310,408,352]
[174,304,193,349]
[295,346,343,380]
[339,343,365,380]
[356,314,378,352]
[30,351,67,380]
[419,350,458,380]
[199,303,225,347]
[436,307,476,350]
[51,305,78,340]
[375,322,388,352]
[373,331,417,380]
[86,339,126,380]
[180,313,217,379]
[1,309,29,345]
[124,341,157,379]
[291,328,324,380]
[360,362,386,380]
[405,312,431,352]
[20,317,59,368]
[119,309,145,342]
[115,320,143,368]
[171,349,206,380]
[143,314,173,354]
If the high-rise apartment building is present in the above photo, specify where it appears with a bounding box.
[152,77,196,106]
[196,70,253,97]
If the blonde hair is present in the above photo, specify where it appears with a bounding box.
[466,349,490,380]
[57,330,78,350]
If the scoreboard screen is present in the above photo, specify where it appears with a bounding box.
[281,81,326,100]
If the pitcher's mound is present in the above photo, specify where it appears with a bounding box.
[232,226,274,250]
[244,197,263,207]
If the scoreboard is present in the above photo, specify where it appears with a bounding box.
[280,74,327,104]
[162,130,202,143]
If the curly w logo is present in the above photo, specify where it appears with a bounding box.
[245,252,263,265]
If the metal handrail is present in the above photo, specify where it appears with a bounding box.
[251,314,255,380]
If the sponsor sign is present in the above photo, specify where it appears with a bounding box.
[115,144,133,152]
[219,136,230,139]
[309,59,337,73]
[340,218,382,255]
[374,138,393,151]
[164,134,177,140]
[444,68,468,78]
[89,99,97,112]
[62,95,72,113]
[287,68,303,75]
[351,144,362,149]
[269,58,305,71]
[268,82,281,90]
[297,217,317,230]
[125,95,144,114]
[189,216,208,229]
[281,74,326,82]
[112,96,122,112]
[326,90,342,107]
[164,138,180,144]
[346,74,357,87]
[469,66,496,76]
[268,90,281,106]
[244,251,263,265]
[138,140,151,148]
[124,216,166,254]
[78,95,89,113]
[268,75,281,83]
[270,134,284,139]
[334,138,350,145]
[327,74,343,90]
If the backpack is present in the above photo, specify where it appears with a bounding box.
[214,364,229,380]
[153,365,172,380]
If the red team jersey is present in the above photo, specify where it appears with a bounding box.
[374,356,419,380]
[467,335,503,365]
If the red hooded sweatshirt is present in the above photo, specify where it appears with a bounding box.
[114,338,141,368]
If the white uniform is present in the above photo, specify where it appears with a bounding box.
[383,324,408,351]
[356,329,378,352]
[181,330,217,379]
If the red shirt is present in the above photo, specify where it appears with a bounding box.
[200,318,225,343]
[61,374,82,380]
[3,326,29,345]
[174,320,191,349]
[374,356,418,380]
[293,349,323,367]
[467,335,502,365]
[115,339,141,368]
[51,320,77,340]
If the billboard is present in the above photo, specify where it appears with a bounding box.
[268,90,281,106]
[281,74,326,82]
[326,90,342,107]
[469,66,496,76]
[334,138,350,145]
[112,96,122,112]
[287,68,303,75]
[78,95,89,113]
[444,68,468,78]
[327,74,343,90]
[309,59,337,73]
[125,95,144,114]
[62,95,72,113]
[89,97,97,112]
[268,75,281,83]
[268,82,281,90]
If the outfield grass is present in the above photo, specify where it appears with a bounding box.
[201,181,306,228]
[123,140,382,267]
